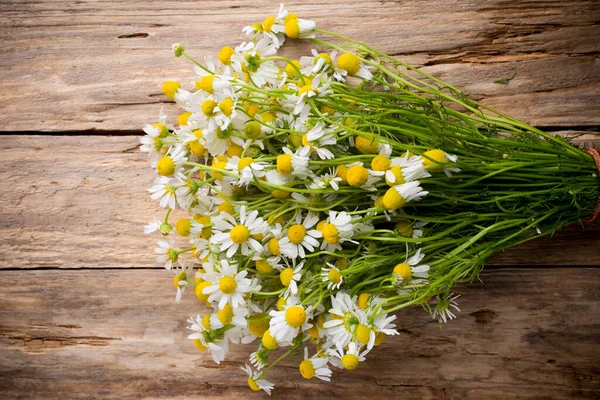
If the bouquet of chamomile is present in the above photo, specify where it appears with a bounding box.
[141,4,599,394]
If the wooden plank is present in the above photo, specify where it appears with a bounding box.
[0,268,598,399]
[1,135,599,270]
[0,0,598,132]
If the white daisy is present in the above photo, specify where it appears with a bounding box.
[171,261,195,304]
[187,314,230,364]
[298,347,332,381]
[392,248,430,285]
[155,239,178,270]
[304,121,337,160]
[309,168,342,191]
[242,364,274,395]
[328,341,369,370]
[433,293,461,324]
[211,206,268,257]
[279,212,322,258]
[268,301,312,343]
[276,260,304,298]
[320,211,356,252]
[383,181,429,211]
[149,176,185,210]
[384,152,431,186]
[200,260,260,309]
[323,292,360,348]
[320,263,343,290]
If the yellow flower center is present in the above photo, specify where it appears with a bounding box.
[246,103,260,117]
[396,220,414,237]
[336,165,348,184]
[156,157,175,176]
[193,338,207,351]
[336,258,349,271]
[299,359,315,379]
[276,296,286,311]
[189,138,207,157]
[194,281,212,302]
[238,157,254,171]
[385,166,405,186]
[261,111,276,123]
[202,314,211,330]
[267,238,280,255]
[421,149,446,172]
[173,272,186,288]
[298,83,314,96]
[289,131,303,147]
[356,324,372,345]
[285,60,301,77]
[337,53,361,76]
[280,267,295,287]
[219,276,237,295]
[178,112,191,126]
[247,313,270,337]
[316,220,327,231]
[374,331,386,346]
[371,155,390,171]
[262,329,278,350]
[244,121,262,139]
[255,259,273,274]
[383,187,406,211]
[263,15,276,33]
[287,224,307,244]
[284,14,300,38]
[226,143,243,157]
[393,262,412,283]
[202,99,218,117]
[374,196,385,209]
[230,224,250,244]
[322,224,340,245]
[354,136,379,154]
[277,154,293,174]
[320,105,336,115]
[316,53,332,66]
[219,98,235,116]
[195,75,214,94]
[218,304,233,325]
[357,293,370,309]
[285,305,307,328]
[161,81,180,100]
[247,377,261,391]
[175,218,191,236]
[346,165,369,187]
[194,215,213,239]
[341,354,360,370]
[218,46,235,65]
[307,323,320,339]
[327,267,342,284]
[217,202,233,216]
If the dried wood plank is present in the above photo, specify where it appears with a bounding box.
[0,0,598,132]
[1,135,599,270]
[0,268,598,399]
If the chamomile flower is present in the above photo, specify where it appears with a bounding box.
[277,146,312,178]
[250,348,270,370]
[225,155,268,187]
[171,261,195,303]
[432,293,461,324]
[321,263,343,290]
[323,292,360,348]
[144,218,165,234]
[242,364,274,395]
[384,152,431,186]
[382,181,429,211]
[279,212,322,258]
[328,342,369,370]
[155,239,178,270]
[298,347,332,381]
[304,121,337,160]
[243,4,287,48]
[337,52,373,80]
[268,301,313,343]
[309,168,342,191]
[392,248,430,285]
[320,211,356,252]
[209,303,249,329]
[200,260,260,309]
[276,261,304,298]
[212,206,268,257]
[283,13,316,39]
[149,176,184,209]
[421,149,461,177]
[187,314,230,364]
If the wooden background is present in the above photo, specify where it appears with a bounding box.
[1,1,599,398]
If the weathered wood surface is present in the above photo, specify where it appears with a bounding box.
[0,268,598,399]
[1,0,600,398]
[2,134,599,270]
[0,0,599,132]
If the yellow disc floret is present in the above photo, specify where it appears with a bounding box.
[238,157,254,171]
[396,220,414,237]
[336,165,348,184]
[287,224,307,244]
[247,377,261,392]
[285,306,306,328]
[354,136,379,154]
[267,238,280,255]
[219,97,235,116]
[421,149,446,172]
[327,267,342,284]
[277,154,293,174]
[218,304,233,325]
[195,75,214,93]
[299,359,315,379]
[218,46,235,65]
[194,281,212,302]
[202,99,218,117]
[393,262,412,283]
[341,354,360,370]
[230,224,250,244]
[371,155,390,171]
[194,338,207,351]
[178,112,191,126]
[357,293,370,309]
[175,218,191,236]
[285,60,301,77]
[247,313,270,337]
[322,223,340,244]
[227,143,243,158]
[280,267,295,287]
[346,165,369,187]
[337,53,361,76]
[284,14,300,38]
[219,276,237,295]
[161,81,180,99]
[385,166,405,186]
[262,329,279,350]
[263,15,276,33]
[255,259,273,274]
[383,187,406,210]
[244,121,262,139]
[156,157,175,176]
[218,202,233,215]
[356,324,372,345]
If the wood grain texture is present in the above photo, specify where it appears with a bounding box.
[1,134,599,270]
[0,268,598,399]
[0,0,599,132]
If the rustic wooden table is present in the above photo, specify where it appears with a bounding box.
[1,1,599,399]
